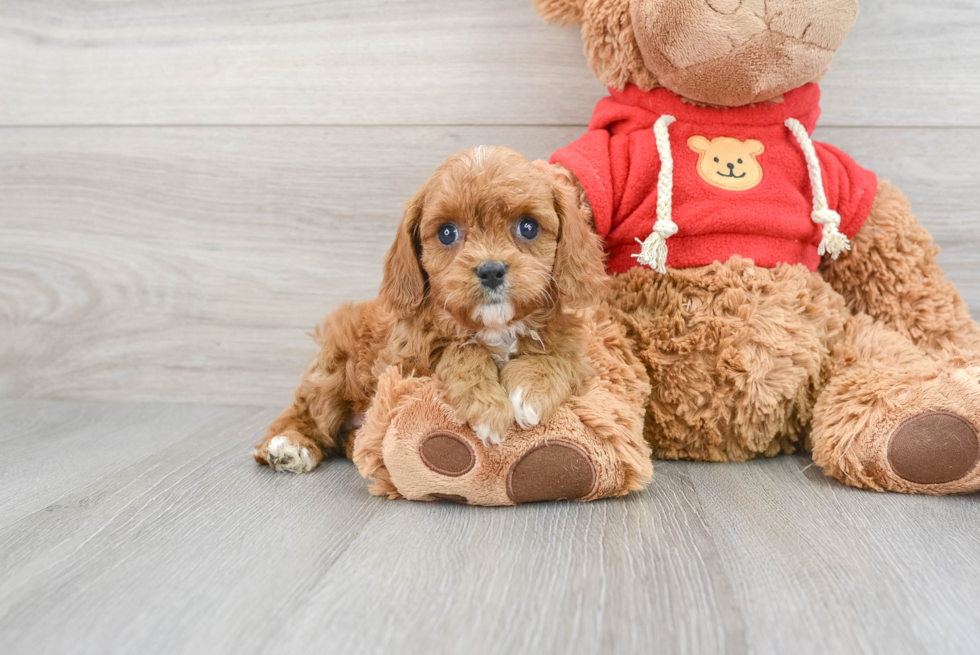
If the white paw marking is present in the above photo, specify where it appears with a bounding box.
[510,388,541,429]
[473,424,503,447]
[265,435,315,473]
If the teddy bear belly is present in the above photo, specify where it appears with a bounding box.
[607,256,849,462]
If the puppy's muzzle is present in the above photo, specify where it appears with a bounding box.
[475,261,508,291]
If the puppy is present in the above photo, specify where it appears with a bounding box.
[253,146,607,473]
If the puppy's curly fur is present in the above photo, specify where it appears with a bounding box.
[254,146,607,472]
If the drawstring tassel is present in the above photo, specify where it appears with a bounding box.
[785,117,851,259]
[633,114,677,274]
[634,220,678,274]
[811,208,850,258]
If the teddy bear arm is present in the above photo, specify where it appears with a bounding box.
[820,179,980,354]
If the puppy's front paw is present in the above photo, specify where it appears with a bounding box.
[502,360,568,430]
[256,435,317,473]
[456,394,514,447]
[473,423,504,447]
[509,387,542,429]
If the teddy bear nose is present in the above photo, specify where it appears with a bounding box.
[727,162,735,170]
[475,261,508,290]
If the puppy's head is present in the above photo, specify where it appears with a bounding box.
[379,146,605,330]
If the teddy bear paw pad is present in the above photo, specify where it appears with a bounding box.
[506,441,596,504]
[887,411,980,484]
[418,431,476,477]
[429,493,469,504]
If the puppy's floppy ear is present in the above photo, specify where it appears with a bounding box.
[378,188,426,318]
[533,160,607,309]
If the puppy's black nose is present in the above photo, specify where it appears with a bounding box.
[475,261,508,290]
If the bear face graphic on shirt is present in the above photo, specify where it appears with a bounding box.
[688,135,765,191]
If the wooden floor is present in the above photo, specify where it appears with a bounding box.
[3,1,980,653]
[1,400,979,655]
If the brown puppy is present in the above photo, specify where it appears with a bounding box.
[253,146,607,472]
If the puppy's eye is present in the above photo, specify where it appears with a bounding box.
[518,216,539,240]
[437,223,458,246]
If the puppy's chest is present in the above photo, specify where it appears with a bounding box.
[475,323,540,369]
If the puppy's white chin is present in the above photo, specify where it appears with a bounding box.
[472,302,514,328]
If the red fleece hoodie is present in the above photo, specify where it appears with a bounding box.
[551,84,878,274]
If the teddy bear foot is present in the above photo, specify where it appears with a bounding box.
[351,370,650,505]
[380,404,605,506]
[886,411,980,486]
[813,363,980,494]
[416,430,596,504]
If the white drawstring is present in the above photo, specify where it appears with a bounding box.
[785,117,850,259]
[633,115,677,274]
[634,115,850,274]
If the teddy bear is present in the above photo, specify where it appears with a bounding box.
[261,0,980,503]
[531,0,980,494]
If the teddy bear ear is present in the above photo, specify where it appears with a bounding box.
[533,0,587,25]
[579,0,659,91]
[746,139,766,156]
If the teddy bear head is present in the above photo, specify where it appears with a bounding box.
[535,0,859,107]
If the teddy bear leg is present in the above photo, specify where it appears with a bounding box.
[820,180,980,354]
[810,313,980,494]
[350,370,652,505]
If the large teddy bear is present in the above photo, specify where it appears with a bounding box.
[533,0,980,495]
[262,0,980,502]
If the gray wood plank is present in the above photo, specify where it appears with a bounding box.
[3,126,978,406]
[0,399,253,528]
[0,403,388,655]
[247,468,746,655]
[0,0,978,127]
[690,456,980,655]
[1,401,978,655]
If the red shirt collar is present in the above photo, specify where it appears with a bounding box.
[595,83,823,134]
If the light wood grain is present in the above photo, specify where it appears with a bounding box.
[0,400,253,528]
[690,458,980,655]
[1,401,979,655]
[2,126,978,406]
[1,0,979,127]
